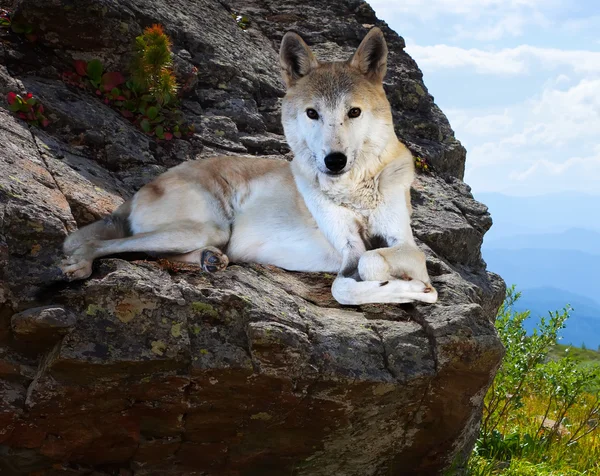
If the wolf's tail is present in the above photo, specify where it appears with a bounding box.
[63,201,132,254]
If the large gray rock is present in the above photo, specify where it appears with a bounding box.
[0,0,505,474]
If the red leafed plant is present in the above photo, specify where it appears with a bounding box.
[63,59,125,93]
[61,24,196,141]
[7,92,49,127]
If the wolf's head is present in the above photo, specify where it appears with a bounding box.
[280,28,394,181]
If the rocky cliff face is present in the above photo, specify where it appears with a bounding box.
[0,0,505,474]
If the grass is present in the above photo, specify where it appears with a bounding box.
[549,344,600,364]
[468,393,600,475]
[549,345,600,393]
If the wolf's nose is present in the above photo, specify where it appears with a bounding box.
[324,152,347,173]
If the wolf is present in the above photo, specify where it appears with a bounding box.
[60,28,437,306]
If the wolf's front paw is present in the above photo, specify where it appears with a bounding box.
[392,279,437,304]
[200,247,229,273]
[417,282,438,303]
[61,242,96,280]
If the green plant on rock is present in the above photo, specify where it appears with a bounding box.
[67,59,126,94]
[6,92,49,127]
[131,24,178,106]
[414,156,431,173]
[231,12,250,30]
[10,20,34,36]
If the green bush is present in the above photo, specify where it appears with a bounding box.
[464,287,600,475]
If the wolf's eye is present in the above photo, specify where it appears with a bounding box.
[348,107,362,118]
[306,108,319,120]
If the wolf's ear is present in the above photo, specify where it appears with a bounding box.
[350,28,388,83]
[279,32,319,88]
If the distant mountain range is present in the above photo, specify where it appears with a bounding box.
[484,228,600,256]
[511,287,600,349]
[483,248,600,298]
[475,192,600,349]
[476,192,600,240]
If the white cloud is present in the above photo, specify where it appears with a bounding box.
[369,0,550,20]
[369,0,558,42]
[446,109,514,136]
[561,15,600,32]
[546,74,571,87]
[459,78,600,194]
[453,14,526,42]
[502,146,600,195]
[406,44,600,75]
[508,78,600,147]
[406,44,525,74]
[509,150,600,181]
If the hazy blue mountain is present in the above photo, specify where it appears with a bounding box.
[516,287,600,316]
[484,248,600,300]
[476,192,600,240]
[477,191,600,349]
[484,228,600,256]
[512,287,600,349]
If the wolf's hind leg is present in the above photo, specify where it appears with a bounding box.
[61,223,229,280]
[168,246,229,273]
[61,240,97,280]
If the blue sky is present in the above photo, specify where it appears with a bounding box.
[369,0,600,196]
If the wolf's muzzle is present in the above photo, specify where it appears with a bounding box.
[324,152,347,173]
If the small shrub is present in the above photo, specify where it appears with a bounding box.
[414,156,431,173]
[131,24,177,106]
[231,12,250,30]
[6,92,49,127]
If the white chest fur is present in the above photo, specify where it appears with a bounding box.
[320,174,382,216]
